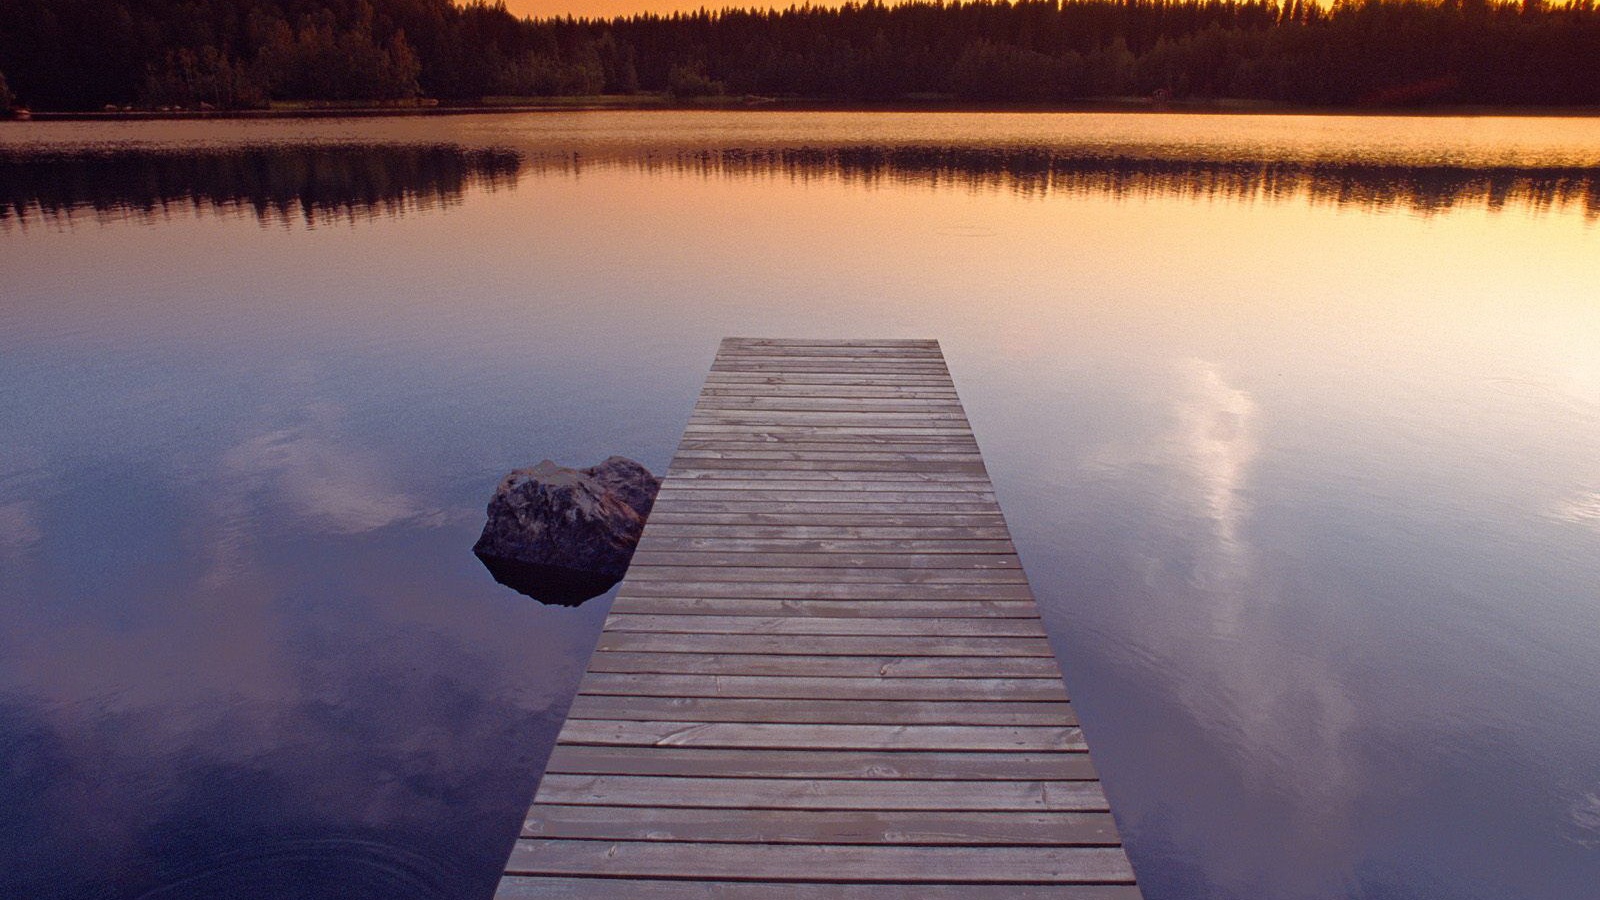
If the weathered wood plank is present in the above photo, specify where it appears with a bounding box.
[522,805,1119,845]
[584,652,1063,678]
[677,437,981,450]
[605,597,1040,618]
[634,536,1016,554]
[673,445,978,456]
[682,425,976,437]
[506,841,1133,883]
[641,513,1010,529]
[668,462,989,474]
[654,486,999,500]
[622,566,1030,584]
[696,397,966,410]
[601,614,1045,637]
[637,523,1012,539]
[498,878,1144,900]
[626,552,1021,571]
[556,720,1087,751]
[566,695,1075,726]
[699,387,961,399]
[722,337,940,347]
[541,746,1094,780]
[575,674,1067,702]
[648,502,1001,517]
[534,774,1107,811]
[617,581,1035,600]
[659,464,992,480]
[717,346,946,356]
[594,632,1051,657]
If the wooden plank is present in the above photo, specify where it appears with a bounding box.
[700,366,947,376]
[556,721,1087,751]
[689,412,974,425]
[534,775,1107,811]
[626,552,1020,570]
[723,337,940,347]
[696,397,966,410]
[647,500,999,513]
[594,633,1052,657]
[667,458,988,470]
[654,486,999,499]
[682,425,976,436]
[542,746,1094,780]
[719,346,946,356]
[576,674,1068,702]
[584,652,1064,678]
[640,513,1010,529]
[719,344,945,354]
[600,614,1044,637]
[506,841,1134,883]
[621,567,1029,584]
[698,387,961,399]
[665,465,993,478]
[676,437,981,451]
[636,524,1012,539]
[522,805,1119,845]
[501,339,1135,897]
[605,598,1040,618]
[634,536,1016,553]
[711,357,951,367]
[498,879,1144,899]
[566,695,1075,726]
[616,581,1035,599]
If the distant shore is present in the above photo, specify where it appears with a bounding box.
[15,95,1600,121]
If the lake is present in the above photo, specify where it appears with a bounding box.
[2,110,1598,899]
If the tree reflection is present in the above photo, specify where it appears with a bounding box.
[0,144,523,227]
[533,145,1600,219]
[3,140,1593,229]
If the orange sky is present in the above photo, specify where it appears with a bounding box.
[502,0,791,19]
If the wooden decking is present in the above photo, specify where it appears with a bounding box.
[497,338,1140,898]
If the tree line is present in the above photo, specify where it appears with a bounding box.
[2,0,1598,111]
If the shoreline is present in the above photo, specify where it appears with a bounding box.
[15,96,1600,121]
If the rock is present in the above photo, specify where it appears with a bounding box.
[473,456,660,605]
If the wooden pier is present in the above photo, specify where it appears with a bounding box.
[497,338,1140,898]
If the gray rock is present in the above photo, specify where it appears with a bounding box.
[473,457,660,604]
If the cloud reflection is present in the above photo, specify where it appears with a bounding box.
[0,619,558,900]
[1085,360,1365,897]
[200,401,467,588]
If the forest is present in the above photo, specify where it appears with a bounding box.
[1,0,1598,111]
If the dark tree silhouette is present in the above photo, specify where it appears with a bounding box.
[0,0,1597,111]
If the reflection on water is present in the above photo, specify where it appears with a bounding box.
[0,144,522,227]
[5,140,1598,227]
[539,147,1600,219]
[2,112,1598,900]
[474,556,620,607]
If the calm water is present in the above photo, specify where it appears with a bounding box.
[2,112,1598,900]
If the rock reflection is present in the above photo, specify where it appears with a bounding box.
[0,144,523,227]
[475,556,619,607]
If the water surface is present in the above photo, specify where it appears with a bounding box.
[2,111,1599,900]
